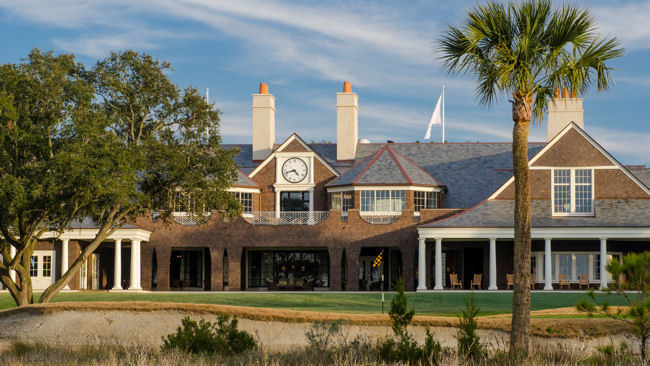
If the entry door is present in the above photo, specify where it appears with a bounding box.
[30,251,55,289]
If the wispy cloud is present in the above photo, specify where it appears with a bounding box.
[592,2,650,51]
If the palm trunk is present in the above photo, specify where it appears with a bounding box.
[509,95,532,356]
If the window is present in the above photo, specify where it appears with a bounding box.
[575,254,589,280]
[414,191,437,212]
[281,191,310,211]
[235,192,253,214]
[30,256,38,277]
[359,190,405,213]
[552,169,593,215]
[173,191,192,213]
[558,253,571,279]
[42,256,52,277]
[331,192,352,212]
[593,254,601,281]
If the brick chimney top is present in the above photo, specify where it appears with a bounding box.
[562,87,569,98]
[343,81,351,93]
[259,82,269,94]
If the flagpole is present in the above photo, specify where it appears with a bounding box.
[442,85,445,143]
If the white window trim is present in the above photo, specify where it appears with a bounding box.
[360,189,405,214]
[327,185,440,193]
[413,190,438,212]
[551,168,594,217]
[331,191,352,213]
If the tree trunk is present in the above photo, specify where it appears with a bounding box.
[509,95,532,356]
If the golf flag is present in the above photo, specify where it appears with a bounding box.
[424,92,443,140]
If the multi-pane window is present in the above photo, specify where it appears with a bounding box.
[42,256,52,277]
[552,169,593,215]
[360,190,405,213]
[331,192,352,212]
[30,256,38,277]
[574,169,592,213]
[413,191,437,212]
[173,191,192,212]
[235,192,253,214]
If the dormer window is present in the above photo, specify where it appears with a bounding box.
[552,168,593,216]
[234,192,253,214]
[414,191,438,212]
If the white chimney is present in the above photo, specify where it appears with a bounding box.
[252,82,275,160]
[547,87,583,141]
[336,81,358,161]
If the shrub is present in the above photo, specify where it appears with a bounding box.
[457,294,485,360]
[305,320,343,353]
[162,315,256,355]
[378,278,441,365]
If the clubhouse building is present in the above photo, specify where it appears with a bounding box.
[6,82,650,292]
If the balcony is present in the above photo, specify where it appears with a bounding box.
[243,211,329,226]
[359,212,402,225]
[171,212,201,226]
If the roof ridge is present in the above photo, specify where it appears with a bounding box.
[390,146,444,187]
[351,144,389,185]
[385,145,413,184]
[326,150,377,186]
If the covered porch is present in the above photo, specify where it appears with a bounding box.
[416,227,650,291]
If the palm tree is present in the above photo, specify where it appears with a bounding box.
[438,0,623,355]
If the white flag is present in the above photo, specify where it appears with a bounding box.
[424,94,442,140]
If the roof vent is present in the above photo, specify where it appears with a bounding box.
[387,140,394,144]
[358,138,370,144]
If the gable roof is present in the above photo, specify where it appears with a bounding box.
[248,133,340,178]
[327,144,441,187]
[355,142,545,208]
[489,122,650,199]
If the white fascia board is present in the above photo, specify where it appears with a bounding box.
[417,226,650,240]
[529,166,618,170]
[273,183,315,190]
[489,123,650,200]
[41,228,152,242]
[227,187,260,194]
[326,186,441,193]
[250,134,340,178]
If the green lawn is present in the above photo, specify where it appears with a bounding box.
[0,291,629,316]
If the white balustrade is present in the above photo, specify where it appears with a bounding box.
[359,213,401,225]
[244,211,329,225]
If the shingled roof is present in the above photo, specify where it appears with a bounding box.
[233,168,259,188]
[419,199,650,228]
[327,144,441,187]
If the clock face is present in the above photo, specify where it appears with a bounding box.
[282,158,308,183]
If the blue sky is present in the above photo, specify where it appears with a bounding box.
[1,0,649,165]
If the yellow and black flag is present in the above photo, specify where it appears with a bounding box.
[372,250,384,267]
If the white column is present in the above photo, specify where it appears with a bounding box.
[112,239,122,290]
[488,238,497,290]
[417,238,427,291]
[600,238,608,290]
[434,238,443,290]
[61,239,69,290]
[308,187,315,224]
[275,190,281,218]
[9,245,16,283]
[544,238,553,290]
[128,240,142,290]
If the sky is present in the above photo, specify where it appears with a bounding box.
[1,0,649,165]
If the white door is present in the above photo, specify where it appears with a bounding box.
[30,251,55,290]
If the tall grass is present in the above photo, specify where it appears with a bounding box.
[1,340,647,366]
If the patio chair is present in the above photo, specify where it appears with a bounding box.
[294,278,304,290]
[278,278,287,290]
[579,274,589,289]
[302,278,314,291]
[470,273,482,290]
[450,273,462,289]
[558,273,570,290]
[506,274,514,289]
[266,278,279,291]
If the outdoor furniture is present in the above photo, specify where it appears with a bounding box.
[294,278,304,290]
[266,278,279,291]
[579,274,589,289]
[286,277,295,291]
[470,273,482,290]
[278,278,287,290]
[506,274,514,289]
[558,273,570,289]
[450,273,462,289]
[302,278,314,291]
